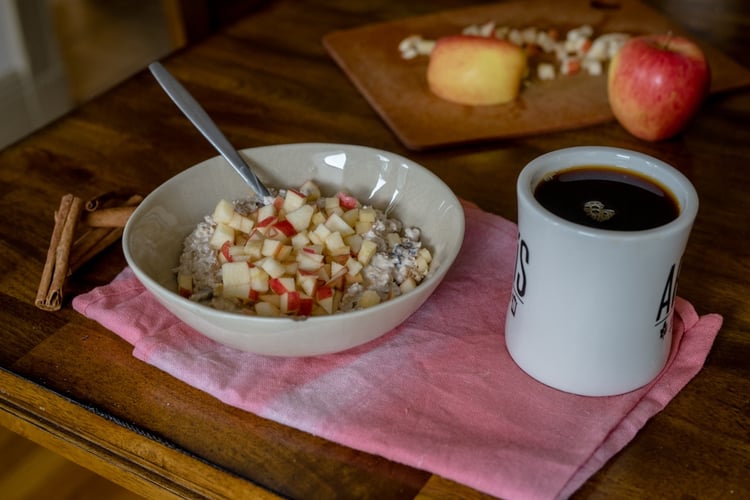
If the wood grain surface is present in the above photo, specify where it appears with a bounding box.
[1,0,749,498]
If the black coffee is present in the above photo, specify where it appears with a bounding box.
[534,166,679,231]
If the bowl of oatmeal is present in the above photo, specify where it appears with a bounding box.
[123,143,464,356]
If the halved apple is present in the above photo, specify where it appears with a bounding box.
[426,35,527,106]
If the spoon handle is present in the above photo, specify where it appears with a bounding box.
[148,62,271,198]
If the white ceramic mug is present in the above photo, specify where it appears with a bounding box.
[505,146,699,396]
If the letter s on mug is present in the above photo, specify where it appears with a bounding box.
[510,236,530,316]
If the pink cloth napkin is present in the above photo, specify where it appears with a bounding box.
[73,202,722,500]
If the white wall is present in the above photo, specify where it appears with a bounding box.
[0,1,22,75]
[0,0,72,149]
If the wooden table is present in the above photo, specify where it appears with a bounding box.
[1,1,748,498]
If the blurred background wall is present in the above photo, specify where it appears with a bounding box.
[0,0,265,150]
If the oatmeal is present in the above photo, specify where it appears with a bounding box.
[175,180,432,317]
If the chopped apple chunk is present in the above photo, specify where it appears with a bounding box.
[359,290,381,308]
[212,199,235,224]
[357,239,378,265]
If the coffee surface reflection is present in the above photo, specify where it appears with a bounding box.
[534,166,679,231]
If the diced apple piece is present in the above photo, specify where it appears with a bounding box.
[258,257,285,278]
[269,276,295,295]
[219,241,233,263]
[228,245,250,262]
[324,196,340,213]
[290,231,311,248]
[246,227,266,241]
[234,232,248,246]
[209,223,235,250]
[344,234,363,254]
[268,220,296,240]
[325,273,344,290]
[277,245,293,261]
[255,301,280,317]
[345,272,363,285]
[315,286,335,314]
[330,261,347,279]
[304,244,324,255]
[244,240,263,260]
[355,221,372,235]
[285,204,315,232]
[298,179,321,201]
[231,255,251,263]
[341,208,359,227]
[324,231,348,254]
[296,273,319,296]
[212,199,235,224]
[236,233,251,248]
[222,261,251,286]
[415,248,432,274]
[329,254,349,265]
[262,239,283,257]
[327,206,344,217]
[359,290,381,308]
[327,262,348,288]
[284,261,298,275]
[296,251,325,272]
[418,247,432,263]
[279,290,301,314]
[317,265,330,282]
[325,213,355,236]
[327,246,350,257]
[256,217,277,231]
[298,296,314,316]
[256,204,277,223]
[258,293,280,306]
[337,192,360,210]
[229,211,254,233]
[177,272,192,298]
[358,239,378,265]
[307,233,321,246]
[310,223,331,245]
[249,266,270,292]
[282,189,307,212]
[311,211,326,227]
[345,257,363,276]
[358,207,376,223]
[400,277,417,293]
[223,283,252,300]
[311,305,328,316]
[300,261,323,275]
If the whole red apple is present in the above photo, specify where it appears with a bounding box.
[607,34,710,141]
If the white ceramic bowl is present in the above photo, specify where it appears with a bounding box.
[123,143,465,356]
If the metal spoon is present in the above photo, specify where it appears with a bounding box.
[148,62,271,198]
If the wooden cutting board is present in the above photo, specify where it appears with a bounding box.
[323,0,750,150]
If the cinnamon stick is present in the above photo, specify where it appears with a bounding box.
[84,205,139,228]
[68,194,142,274]
[84,191,115,212]
[35,194,84,311]
[68,227,124,275]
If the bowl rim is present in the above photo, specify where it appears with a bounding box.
[123,142,465,326]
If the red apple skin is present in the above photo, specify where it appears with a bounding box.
[608,34,710,141]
